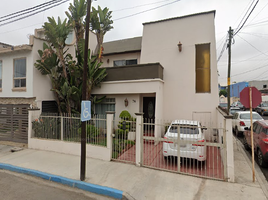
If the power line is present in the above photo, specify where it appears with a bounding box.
[237,34,268,57]
[0,0,63,20]
[217,34,228,63]
[233,0,259,36]
[0,0,69,27]
[113,0,173,12]
[0,0,65,24]
[113,0,180,21]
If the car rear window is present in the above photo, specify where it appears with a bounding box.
[240,113,262,120]
[169,125,199,134]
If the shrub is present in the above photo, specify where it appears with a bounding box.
[119,110,131,120]
[78,124,100,143]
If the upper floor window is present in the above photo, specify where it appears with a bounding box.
[195,43,210,93]
[113,59,137,67]
[14,58,26,88]
[0,60,2,89]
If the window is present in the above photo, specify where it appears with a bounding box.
[0,60,2,89]
[14,58,26,88]
[94,98,115,115]
[113,59,137,67]
[195,43,210,93]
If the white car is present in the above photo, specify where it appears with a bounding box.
[232,111,263,137]
[163,120,206,162]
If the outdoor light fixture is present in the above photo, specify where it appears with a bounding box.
[124,98,128,107]
[177,41,182,52]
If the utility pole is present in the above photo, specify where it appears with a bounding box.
[81,0,92,181]
[227,27,233,113]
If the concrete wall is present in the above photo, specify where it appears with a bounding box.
[249,80,268,90]
[140,12,218,124]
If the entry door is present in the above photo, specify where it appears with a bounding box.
[143,97,155,133]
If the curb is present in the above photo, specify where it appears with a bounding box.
[0,163,124,200]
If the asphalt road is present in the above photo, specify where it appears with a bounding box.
[237,114,268,182]
[0,170,112,200]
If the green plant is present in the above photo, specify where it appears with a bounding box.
[78,124,100,143]
[119,110,131,120]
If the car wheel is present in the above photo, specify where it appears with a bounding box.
[235,127,240,137]
[257,149,267,167]
[243,137,250,151]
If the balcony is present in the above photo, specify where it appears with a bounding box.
[103,63,163,82]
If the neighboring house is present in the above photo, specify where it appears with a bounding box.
[92,10,219,136]
[249,80,268,91]
[0,29,97,142]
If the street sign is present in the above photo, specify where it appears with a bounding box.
[240,87,261,108]
[81,101,91,122]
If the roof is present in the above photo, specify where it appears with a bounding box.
[257,120,268,128]
[143,10,216,25]
[0,45,32,54]
[0,42,12,48]
[103,37,142,55]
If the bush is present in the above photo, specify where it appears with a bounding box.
[78,124,100,143]
[119,110,131,120]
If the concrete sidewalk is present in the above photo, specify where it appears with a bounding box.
[0,137,268,200]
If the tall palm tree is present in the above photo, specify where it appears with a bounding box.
[65,0,87,48]
[90,6,113,60]
[43,16,72,79]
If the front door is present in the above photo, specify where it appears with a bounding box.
[143,97,155,133]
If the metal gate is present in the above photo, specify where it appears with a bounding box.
[141,120,227,181]
[0,104,29,143]
[111,117,136,164]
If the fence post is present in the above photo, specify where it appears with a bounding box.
[135,113,143,167]
[106,111,115,161]
[28,109,41,148]
[61,115,64,141]
[225,116,234,182]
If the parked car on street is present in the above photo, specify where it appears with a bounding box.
[231,101,245,110]
[219,103,227,109]
[232,111,263,137]
[243,120,268,167]
[230,107,242,115]
[255,102,268,116]
[163,120,206,162]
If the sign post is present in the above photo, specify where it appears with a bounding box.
[240,87,261,182]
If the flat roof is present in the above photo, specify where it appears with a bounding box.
[143,10,216,25]
[103,37,142,55]
[0,45,32,54]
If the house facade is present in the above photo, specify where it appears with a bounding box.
[92,10,219,136]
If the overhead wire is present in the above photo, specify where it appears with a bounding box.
[233,0,259,36]
[113,0,173,12]
[113,0,180,21]
[0,0,63,20]
[0,0,65,24]
[0,0,69,27]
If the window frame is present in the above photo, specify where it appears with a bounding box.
[195,43,211,93]
[113,59,138,67]
[13,57,26,91]
[0,60,2,91]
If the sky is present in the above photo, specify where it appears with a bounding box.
[0,0,268,85]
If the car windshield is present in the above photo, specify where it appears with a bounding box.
[169,125,198,134]
[220,103,227,107]
[240,113,262,120]
[262,102,268,107]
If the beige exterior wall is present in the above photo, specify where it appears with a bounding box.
[140,12,218,124]
[102,52,141,68]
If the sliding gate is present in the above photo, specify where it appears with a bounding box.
[0,104,29,143]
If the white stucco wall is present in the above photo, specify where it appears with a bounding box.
[102,52,141,68]
[140,12,218,124]
[0,50,33,97]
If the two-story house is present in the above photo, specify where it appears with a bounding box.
[92,10,218,137]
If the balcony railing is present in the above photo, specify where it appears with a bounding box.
[103,63,163,82]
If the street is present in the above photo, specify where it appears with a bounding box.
[0,170,112,200]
